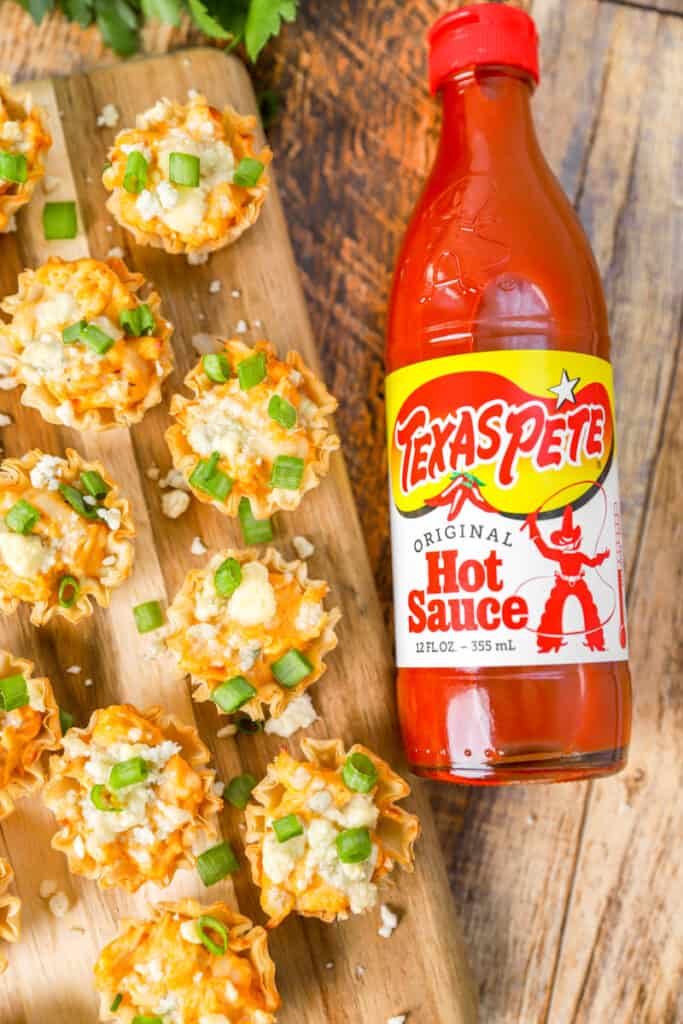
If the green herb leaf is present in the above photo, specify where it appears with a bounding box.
[96,0,140,56]
[140,0,182,26]
[245,0,297,61]
[61,0,94,28]
[27,0,55,25]
[187,0,234,40]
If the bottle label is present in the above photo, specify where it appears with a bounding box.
[386,350,629,668]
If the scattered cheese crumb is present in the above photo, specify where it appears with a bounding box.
[42,174,60,194]
[96,506,121,531]
[387,1017,407,1024]
[159,468,190,491]
[187,251,209,266]
[378,903,399,939]
[230,289,240,298]
[66,665,81,675]
[235,319,248,334]
[209,279,221,294]
[96,103,119,128]
[325,961,334,970]
[102,555,117,567]
[264,694,318,738]
[217,724,237,739]
[212,781,224,797]
[0,413,12,427]
[292,535,314,560]
[162,489,191,519]
[39,879,58,899]
[354,964,366,980]
[146,464,161,481]
[191,536,207,556]
[106,246,125,259]
[48,892,69,918]
[84,678,94,688]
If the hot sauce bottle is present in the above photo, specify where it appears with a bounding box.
[386,5,632,784]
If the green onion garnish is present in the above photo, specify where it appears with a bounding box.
[211,676,256,714]
[119,304,155,337]
[336,827,372,864]
[214,557,242,598]
[110,993,123,1012]
[109,756,149,790]
[81,323,115,356]
[273,813,304,843]
[270,455,305,490]
[0,151,28,184]
[268,394,297,429]
[233,158,265,188]
[90,784,122,812]
[62,320,87,344]
[238,497,273,545]
[197,914,229,956]
[59,706,75,734]
[80,471,109,500]
[123,151,148,194]
[0,674,29,712]
[225,773,256,810]
[189,452,233,502]
[342,752,378,794]
[133,600,164,634]
[169,152,200,187]
[43,201,78,240]
[5,498,40,534]
[58,575,80,608]
[132,1017,162,1024]
[197,841,239,886]
[58,483,98,520]
[202,353,231,384]
[271,649,313,688]
[237,351,267,390]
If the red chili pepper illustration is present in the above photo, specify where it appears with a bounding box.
[426,471,495,521]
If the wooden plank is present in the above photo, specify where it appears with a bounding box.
[0,49,477,1023]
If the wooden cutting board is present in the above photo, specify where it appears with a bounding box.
[0,49,477,1023]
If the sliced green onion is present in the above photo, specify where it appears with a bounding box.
[270,455,305,490]
[119,303,155,337]
[58,483,98,520]
[211,676,256,714]
[80,470,109,500]
[0,151,28,184]
[0,674,28,712]
[202,353,231,384]
[225,773,256,810]
[62,319,87,344]
[90,784,122,812]
[123,151,148,194]
[81,323,116,356]
[271,649,313,689]
[109,993,123,1012]
[233,157,265,188]
[214,557,242,598]
[132,1017,162,1024]
[336,827,372,864]
[273,813,304,843]
[43,201,78,240]
[197,840,239,886]
[268,394,297,430]
[342,752,378,793]
[109,756,149,790]
[133,600,164,634]
[59,706,75,734]
[189,452,233,502]
[5,498,40,534]
[237,351,267,391]
[238,497,273,545]
[197,914,229,956]
[58,575,80,608]
[169,152,200,187]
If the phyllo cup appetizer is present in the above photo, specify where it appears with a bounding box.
[0,75,51,233]
[0,449,134,626]
[245,738,420,928]
[94,899,279,1023]
[0,648,61,820]
[43,704,223,892]
[0,256,174,430]
[102,92,271,259]
[0,858,20,975]
[165,548,340,724]
[166,339,340,519]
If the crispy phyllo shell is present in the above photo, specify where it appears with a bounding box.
[0,648,61,820]
[94,898,279,1023]
[165,547,340,722]
[43,704,222,893]
[166,339,339,518]
[0,257,174,430]
[0,448,135,626]
[245,738,420,927]
[102,92,271,258]
[0,75,51,233]
[0,858,20,975]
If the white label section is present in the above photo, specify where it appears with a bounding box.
[390,458,629,669]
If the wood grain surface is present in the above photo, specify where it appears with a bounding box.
[0,0,681,1022]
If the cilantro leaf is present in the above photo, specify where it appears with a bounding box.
[196,0,247,44]
[245,0,297,61]
[61,0,94,28]
[141,0,182,25]
[95,0,140,55]
[27,0,55,23]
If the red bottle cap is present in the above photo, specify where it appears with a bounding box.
[428,4,539,94]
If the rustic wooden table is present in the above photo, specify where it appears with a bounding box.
[0,0,681,1021]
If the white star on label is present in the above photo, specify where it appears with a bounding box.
[548,369,580,410]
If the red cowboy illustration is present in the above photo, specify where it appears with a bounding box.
[522,504,610,653]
